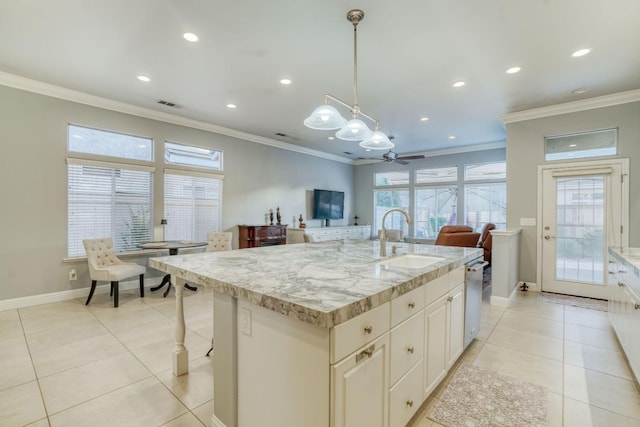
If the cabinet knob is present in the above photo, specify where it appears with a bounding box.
[634,303,640,310]
[363,326,373,335]
[619,282,625,287]
[408,301,415,309]
[406,400,414,408]
[447,295,453,302]
[407,346,414,354]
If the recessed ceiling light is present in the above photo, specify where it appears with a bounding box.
[571,48,592,57]
[572,87,589,94]
[183,32,199,42]
[419,117,430,122]
[226,103,237,109]
[365,149,371,152]
[280,78,292,85]
[569,144,577,147]
[506,66,521,74]
[448,135,456,140]
[137,75,151,82]
[452,81,465,88]
[328,136,335,140]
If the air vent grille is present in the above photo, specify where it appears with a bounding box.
[157,100,182,108]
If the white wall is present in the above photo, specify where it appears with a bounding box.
[505,101,640,284]
[0,85,354,300]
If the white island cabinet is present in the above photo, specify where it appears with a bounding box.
[149,240,482,427]
[608,247,640,381]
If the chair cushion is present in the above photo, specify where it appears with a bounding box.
[93,263,145,282]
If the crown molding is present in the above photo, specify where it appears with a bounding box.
[353,141,505,165]
[0,71,353,165]
[499,89,640,124]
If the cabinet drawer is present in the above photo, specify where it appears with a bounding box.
[332,302,390,363]
[425,274,449,306]
[390,310,425,385]
[389,360,424,427]
[391,286,425,326]
[449,266,465,290]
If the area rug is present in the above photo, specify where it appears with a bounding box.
[537,291,608,311]
[429,364,547,427]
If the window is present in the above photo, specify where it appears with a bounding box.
[464,183,506,231]
[68,124,153,161]
[374,189,410,237]
[416,166,457,184]
[163,141,223,240]
[165,141,222,170]
[545,128,617,161]
[67,159,153,257]
[414,187,458,238]
[375,171,409,186]
[463,161,506,231]
[164,171,222,241]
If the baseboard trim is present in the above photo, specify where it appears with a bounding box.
[0,277,163,311]
[211,414,227,427]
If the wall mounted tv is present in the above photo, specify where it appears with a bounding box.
[312,189,344,224]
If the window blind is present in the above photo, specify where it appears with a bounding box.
[164,172,222,241]
[67,161,153,257]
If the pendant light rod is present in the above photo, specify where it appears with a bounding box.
[348,9,363,111]
[322,93,379,127]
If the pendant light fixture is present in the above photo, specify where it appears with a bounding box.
[304,9,394,150]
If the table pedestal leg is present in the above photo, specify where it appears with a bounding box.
[172,276,189,376]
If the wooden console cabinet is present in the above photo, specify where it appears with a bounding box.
[238,224,287,249]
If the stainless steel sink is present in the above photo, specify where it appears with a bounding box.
[374,254,443,269]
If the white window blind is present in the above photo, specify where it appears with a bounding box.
[67,159,154,257]
[164,171,222,241]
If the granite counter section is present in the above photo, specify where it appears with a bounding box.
[150,240,482,328]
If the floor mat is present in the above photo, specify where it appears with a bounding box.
[429,364,547,427]
[537,292,608,311]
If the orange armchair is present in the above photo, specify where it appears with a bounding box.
[434,225,481,248]
[478,223,496,266]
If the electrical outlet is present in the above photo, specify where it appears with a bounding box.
[69,269,77,281]
[241,308,252,336]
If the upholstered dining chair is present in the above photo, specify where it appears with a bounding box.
[206,231,233,252]
[83,237,145,308]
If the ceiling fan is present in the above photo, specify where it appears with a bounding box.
[359,137,426,165]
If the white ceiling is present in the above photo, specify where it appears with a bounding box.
[1,0,640,160]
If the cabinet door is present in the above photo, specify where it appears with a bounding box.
[447,284,465,368]
[424,295,448,396]
[332,334,389,427]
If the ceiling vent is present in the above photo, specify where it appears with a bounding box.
[157,100,182,109]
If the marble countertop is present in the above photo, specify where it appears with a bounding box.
[150,240,482,328]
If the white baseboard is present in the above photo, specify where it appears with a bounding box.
[489,281,540,308]
[0,277,163,311]
[211,414,227,427]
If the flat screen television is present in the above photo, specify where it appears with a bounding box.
[312,189,344,221]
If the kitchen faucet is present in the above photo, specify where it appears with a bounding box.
[379,208,413,257]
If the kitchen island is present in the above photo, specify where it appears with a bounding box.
[150,240,482,427]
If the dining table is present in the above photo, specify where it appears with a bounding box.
[138,240,208,297]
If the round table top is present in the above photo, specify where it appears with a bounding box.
[138,240,207,250]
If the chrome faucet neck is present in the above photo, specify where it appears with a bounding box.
[380,208,413,257]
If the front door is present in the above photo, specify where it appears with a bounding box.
[540,160,628,299]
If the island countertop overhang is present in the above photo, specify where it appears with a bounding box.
[149,240,483,328]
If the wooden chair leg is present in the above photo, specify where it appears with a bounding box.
[139,274,144,298]
[110,283,114,297]
[85,280,98,305]
[112,281,119,307]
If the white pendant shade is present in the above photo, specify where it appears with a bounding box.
[335,118,373,141]
[304,105,347,130]
[359,131,395,150]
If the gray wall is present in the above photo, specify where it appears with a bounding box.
[505,101,640,283]
[0,85,354,300]
[353,148,506,232]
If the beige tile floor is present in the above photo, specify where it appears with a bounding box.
[1,285,640,426]
[409,289,640,427]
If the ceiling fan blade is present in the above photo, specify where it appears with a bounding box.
[396,155,426,160]
[393,159,410,165]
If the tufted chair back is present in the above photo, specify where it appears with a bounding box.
[83,237,124,281]
[206,232,233,252]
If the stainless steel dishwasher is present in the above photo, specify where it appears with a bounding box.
[465,258,488,349]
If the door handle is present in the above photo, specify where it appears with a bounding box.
[544,235,556,240]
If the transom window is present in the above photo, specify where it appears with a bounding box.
[68,124,153,161]
[165,141,222,170]
[375,171,409,186]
